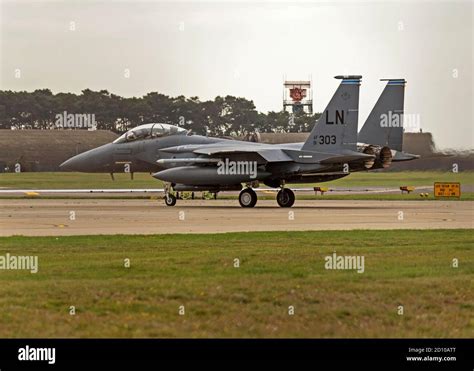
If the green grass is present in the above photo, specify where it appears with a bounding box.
[0,230,472,338]
[0,172,162,189]
[0,171,472,189]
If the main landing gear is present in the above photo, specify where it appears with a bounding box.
[276,188,295,208]
[238,186,295,208]
[239,188,258,208]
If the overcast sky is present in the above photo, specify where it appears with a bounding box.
[1,0,472,149]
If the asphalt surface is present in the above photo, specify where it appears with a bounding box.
[1,199,472,236]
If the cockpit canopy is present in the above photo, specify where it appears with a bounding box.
[113,123,187,144]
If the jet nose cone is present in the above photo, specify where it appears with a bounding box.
[59,158,72,171]
[59,153,87,171]
[60,143,114,172]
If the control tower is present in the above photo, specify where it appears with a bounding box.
[283,78,313,114]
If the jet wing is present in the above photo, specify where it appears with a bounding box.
[160,144,372,164]
[192,146,293,162]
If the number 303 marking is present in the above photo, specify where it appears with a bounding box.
[313,135,336,145]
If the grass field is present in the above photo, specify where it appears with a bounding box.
[1,171,473,189]
[324,170,473,188]
[0,230,472,338]
[0,172,160,189]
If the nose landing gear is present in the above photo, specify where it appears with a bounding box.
[164,193,177,206]
[164,183,177,207]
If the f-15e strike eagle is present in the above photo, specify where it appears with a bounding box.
[60,75,418,207]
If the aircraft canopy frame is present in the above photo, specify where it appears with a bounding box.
[113,123,187,143]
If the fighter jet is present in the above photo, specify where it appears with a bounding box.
[356,78,419,168]
[60,75,414,208]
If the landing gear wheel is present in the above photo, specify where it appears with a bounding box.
[239,188,257,208]
[277,188,295,208]
[165,194,177,206]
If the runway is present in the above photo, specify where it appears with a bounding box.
[0,199,472,236]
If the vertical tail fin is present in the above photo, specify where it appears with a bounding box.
[302,75,361,152]
[358,78,406,151]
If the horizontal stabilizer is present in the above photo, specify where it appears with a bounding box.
[392,151,420,162]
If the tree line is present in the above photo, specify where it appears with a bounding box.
[0,89,320,136]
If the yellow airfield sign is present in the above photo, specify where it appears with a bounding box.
[434,182,461,198]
